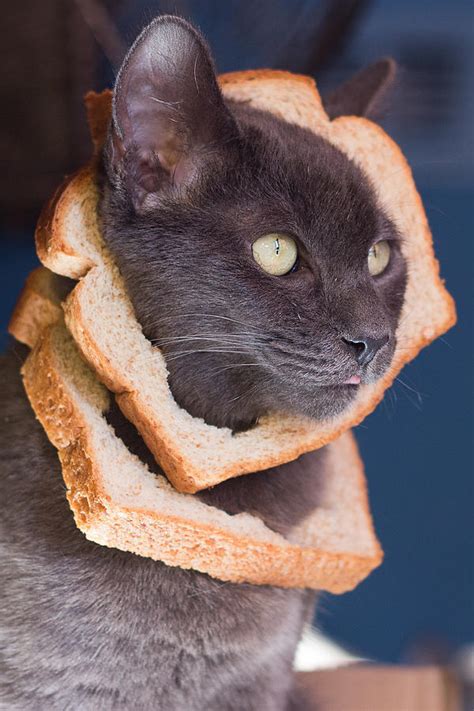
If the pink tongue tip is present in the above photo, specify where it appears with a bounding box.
[344,374,361,385]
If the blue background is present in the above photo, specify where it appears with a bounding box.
[1,0,472,664]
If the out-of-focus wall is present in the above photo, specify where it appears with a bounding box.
[0,3,100,224]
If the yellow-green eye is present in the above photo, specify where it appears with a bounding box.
[252,233,298,276]
[368,240,391,276]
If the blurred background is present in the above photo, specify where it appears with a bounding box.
[1,0,472,673]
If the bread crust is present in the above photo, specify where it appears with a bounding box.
[32,72,455,494]
[84,90,113,153]
[11,71,394,590]
[20,322,382,592]
[8,267,66,348]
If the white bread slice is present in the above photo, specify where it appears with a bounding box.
[8,266,72,348]
[35,73,456,493]
[14,269,382,591]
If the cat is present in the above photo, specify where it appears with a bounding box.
[0,15,407,711]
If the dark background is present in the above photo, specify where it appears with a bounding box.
[1,0,472,666]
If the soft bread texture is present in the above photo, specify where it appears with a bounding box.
[35,72,456,493]
[8,267,72,348]
[14,274,382,591]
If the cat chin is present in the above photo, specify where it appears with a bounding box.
[290,359,395,422]
[281,383,359,423]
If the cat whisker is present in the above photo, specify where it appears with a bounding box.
[270,343,321,360]
[378,158,461,186]
[152,334,266,361]
[438,335,453,349]
[152,331,262,339]
[382,387,397,420]
[264,344,331,376]
[193,55,199,94]
[149,95,181,110]
[153,340,257,351]
[194,134,239,155]
[165,348,251,363]
[145,312,264,333]
[395,376,424,409]
[225,380,263,409]
[134,346,253,366]
[227,392,247,404]
[151,333,266,346]
[209,362,261,377]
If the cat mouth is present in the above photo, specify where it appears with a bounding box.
[343,374,361,385]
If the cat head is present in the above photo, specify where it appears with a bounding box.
[101,16,407,431]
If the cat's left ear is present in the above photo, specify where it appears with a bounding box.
[109,16,238,209]
[322,58,397,120]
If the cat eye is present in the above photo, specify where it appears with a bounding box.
[368,240,391,276]
[252,234,298,276]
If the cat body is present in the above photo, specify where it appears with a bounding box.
[1,15,406,710]
[1,349,313,710]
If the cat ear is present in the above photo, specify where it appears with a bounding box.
[110,16,237,208]
[323,58,397,120]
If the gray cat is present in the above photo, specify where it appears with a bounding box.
[0,16,406,710]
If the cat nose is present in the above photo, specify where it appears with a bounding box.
[343,334,390,367]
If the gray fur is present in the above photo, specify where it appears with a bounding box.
[0,15,404,710]
[0,349,314,710]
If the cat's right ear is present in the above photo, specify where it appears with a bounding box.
[322,58,397,120]
[109,16,238,211]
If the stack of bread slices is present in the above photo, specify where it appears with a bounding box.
[8,71,455,593]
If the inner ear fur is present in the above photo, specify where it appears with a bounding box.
[110,16,237,205]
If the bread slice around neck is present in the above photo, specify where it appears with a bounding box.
[34,72,456,493]
[11,266,382,592]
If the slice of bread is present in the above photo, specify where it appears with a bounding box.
[13,267,382,591]
[8,266,73,348]
[35,72,456,493]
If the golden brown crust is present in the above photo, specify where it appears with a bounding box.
[20,324,382,592]
[40,81,456,494]
[63,251,454,494]
[62,275,119,392]
[33,76,456,494]
[84,90,112,153]
[65,276,353,493]
[8,267,65,348]
[219,69,318,89]
[331,115,457,336]
[81,81,455,349]
[81,74,318,153]
[81,84,455,346]
[21,328,110,509]
[9,69,390,591]
[88,505,381,592]
[35,167,98,279]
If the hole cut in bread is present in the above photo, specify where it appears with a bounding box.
[11,267,382,591]
[33,72,455,493]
